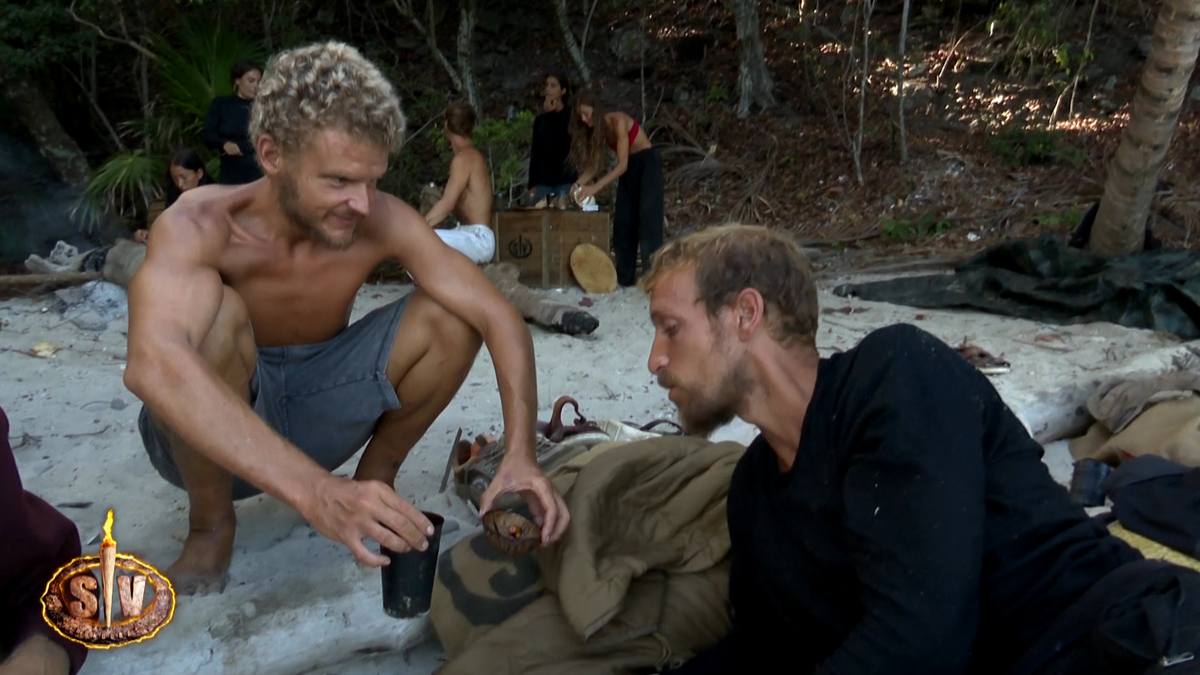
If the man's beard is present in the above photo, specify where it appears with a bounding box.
[278,170,359,251]
[659,356,751,438]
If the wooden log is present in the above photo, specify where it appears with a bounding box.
[0,271,100,288]
[482,262,599,336]
[101,239,146,289]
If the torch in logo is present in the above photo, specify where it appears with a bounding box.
[40,508,176,649]
[100,509,116,628]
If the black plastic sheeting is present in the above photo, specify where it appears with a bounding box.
[833,234,1200,340]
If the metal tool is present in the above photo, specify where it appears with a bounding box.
[439,427,463,494]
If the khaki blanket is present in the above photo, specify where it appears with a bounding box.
[430,435,744,674]
[1070,372,1200,467]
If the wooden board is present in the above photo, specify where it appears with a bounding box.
[493,210,611,288]
[546,212,611,288]
[493,211,548,286]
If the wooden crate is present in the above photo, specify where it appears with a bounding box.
[493,210,611,288]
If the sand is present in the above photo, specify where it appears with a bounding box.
[5,273,1194,674]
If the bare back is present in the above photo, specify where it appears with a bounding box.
[137,182,418,348]
[450,146,492,226]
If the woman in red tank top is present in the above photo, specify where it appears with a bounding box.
[567,89,664,288]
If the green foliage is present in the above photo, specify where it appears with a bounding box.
[0,0,88,72]
[152,21,269,125]
[707,85,728,103]
[986,125,1084,166]
[987,0,1080,79]
[1032,204,1086,228]
[882,214,953,240]
[71,151,166,229]
[71,21,263,231]
[432,111,535,205]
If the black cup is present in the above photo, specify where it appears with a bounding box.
[1068,458,1111,507]
[381,511,444,618]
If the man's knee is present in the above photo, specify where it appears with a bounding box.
[401,291,483,359]
[198,286,256,387]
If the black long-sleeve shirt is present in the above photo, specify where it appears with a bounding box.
[527,107,576,190]
[203,94,262,185]
[677,323,1141,674]
[1,405,88,674]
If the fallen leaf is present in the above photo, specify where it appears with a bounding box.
[914,314,928,320]
[32,342,61,358]
[1034,333,1065,343]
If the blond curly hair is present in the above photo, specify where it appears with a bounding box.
[249,41,407,155]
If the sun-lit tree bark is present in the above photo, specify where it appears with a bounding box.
[1089,0,1200,255]
[727,0,776,118]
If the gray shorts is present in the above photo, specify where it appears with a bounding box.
[138,294,412,500]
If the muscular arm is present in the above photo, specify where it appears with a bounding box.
[123,214,330,513]
[379,195,538,464]
[424,154,470,227]
[816,329,987,674]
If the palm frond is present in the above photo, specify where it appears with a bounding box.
[151,22,269,122]
[71,151,166,232]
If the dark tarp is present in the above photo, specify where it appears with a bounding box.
[833,234,1200,340]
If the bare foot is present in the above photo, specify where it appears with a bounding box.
[167,516,236,595]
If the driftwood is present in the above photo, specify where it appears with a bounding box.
[0,271,101,288]
[483,262,598,336]
[99,240,598,336]
[101,239,146,289]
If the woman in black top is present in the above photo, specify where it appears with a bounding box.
[134,147,214,243]
[203,60,262,185]
[526,72,577,201]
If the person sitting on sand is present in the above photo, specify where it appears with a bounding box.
[135,148,214,243]
[644,224,1200,674]
[421,101,496,265]
[123,41,568,595]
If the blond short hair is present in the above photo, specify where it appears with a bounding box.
[250,41,407,155]
[639,224,820,348]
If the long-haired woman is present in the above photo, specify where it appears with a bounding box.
[568,89,663,287]
[527,72,577,201]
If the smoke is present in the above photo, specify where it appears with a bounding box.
[0,132,103,264]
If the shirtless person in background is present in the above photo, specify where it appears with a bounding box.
[421,101,496,265]
[124,41,568,594]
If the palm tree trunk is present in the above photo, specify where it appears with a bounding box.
[1088,0,1200,255]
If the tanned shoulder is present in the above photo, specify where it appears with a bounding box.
[364,190,424,242]
[145,185,237,266]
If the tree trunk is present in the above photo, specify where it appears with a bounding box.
[553,0,593,87]
[457,0,480,112]
[1088,0,1200,256]
[897,0,912,163]
[0,74,91,186]
[390,0,464,91]
[729,0,776,118]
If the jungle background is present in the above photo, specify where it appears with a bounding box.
[2,0,1198,269]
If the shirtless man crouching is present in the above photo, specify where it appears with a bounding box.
[421,101,496,265]
[123,41,568,594]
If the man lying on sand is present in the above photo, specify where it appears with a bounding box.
[645,224,1200,674]
[123,41,568,595]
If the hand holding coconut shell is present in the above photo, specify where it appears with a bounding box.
[482,510,543,557]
